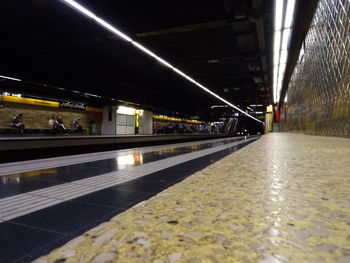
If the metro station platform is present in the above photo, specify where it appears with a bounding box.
[0,136,256,262]
[25,133,350,263]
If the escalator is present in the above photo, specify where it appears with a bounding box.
[220,117,238,135]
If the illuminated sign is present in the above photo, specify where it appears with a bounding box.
[186,120,203,124]
[153,115,204,124]
[153,115,182,122]
[2,92,21,97]
[0,95,59,108]
[117,106,135,115]
[190,116,200,120]
[0,94,103,112]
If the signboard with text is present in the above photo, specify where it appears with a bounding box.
[60,101,85,109]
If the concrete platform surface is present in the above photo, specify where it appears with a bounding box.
[34,133,350,263]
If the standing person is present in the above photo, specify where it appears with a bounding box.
[11,113,25,135]
[72,117,83,133]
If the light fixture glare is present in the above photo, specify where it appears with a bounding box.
[281,28,291,51]
[274,31,281,65]
[0,75,22,81]
[284,0,296,28]
[275,0,284,31]
[279,50,288,65]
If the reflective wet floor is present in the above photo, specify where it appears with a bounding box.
[35,134,350,263]
[0,137,247,199]
[0,136,257,263]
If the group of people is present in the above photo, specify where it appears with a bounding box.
[153,122,223,135]
[154,122,198,134]
[48,115,83,134]
[10,113,83,135]
[48,115,68,134]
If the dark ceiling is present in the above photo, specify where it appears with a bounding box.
[0,0,274,117]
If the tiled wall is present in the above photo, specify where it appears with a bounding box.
[284,0,350,137]
[0,102,101,133]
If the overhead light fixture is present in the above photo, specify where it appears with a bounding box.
[61,0,262,123]
[117,106,136,115]
[84,92,100,98]
[275,0,284,31]
[0,75,22,82]
[211,105,229,108]
[284,0,296,28]
[281,28,291,51]
[273,0,296,104]
[208,59,220,64]
[279,50,288,64]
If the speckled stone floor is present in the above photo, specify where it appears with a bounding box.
[34,133,350,263]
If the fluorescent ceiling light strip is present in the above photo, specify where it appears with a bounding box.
[273,30,281,103]
[94,18,133,42]
[132,42,173,69]
[281,28,291,51]
[275,0,284,31]
[278,65,285,82]
[154,55,173,69]
[273,65,278,103]
[84,92,100,97]
[0,75,21,81]
[131,42,157,58]
[172,68,196,83]
[63,0,132,42]
[273,65,278,82]
[62,0,262,123]
[284,0,296,28]
[279,50,288,64]
[62,0,97,19]
[274,0,295,104]
[273,31,281,66]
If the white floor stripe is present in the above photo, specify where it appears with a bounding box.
[0,137,257,221]
[0,137,244,176]
[1,198,59,217]
[0,198,46,212]
[1,200,63,221]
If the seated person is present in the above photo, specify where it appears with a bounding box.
[11,113,25,134]
[57,116,68,133]
[48,116,60,134]
[72,118,83,132]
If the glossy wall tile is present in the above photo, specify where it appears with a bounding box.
[283,0,350,137]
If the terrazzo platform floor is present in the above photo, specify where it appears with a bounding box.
[35,133,350,263]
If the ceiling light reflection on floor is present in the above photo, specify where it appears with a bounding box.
[117,154,143,168]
